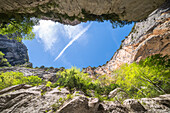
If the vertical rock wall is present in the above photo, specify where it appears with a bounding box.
[0,35,29,66]
[84,2,170,75]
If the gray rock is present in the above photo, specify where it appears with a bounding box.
[0,35,29,66]
[108,88,125,98]
[108,88,128,103]
[57,96,89,113]
[0,0,166,24]
[0,84,169,113]
[123,99,146,112]
[88,98,99,108]
[139,94,170,113]
[20,62,33,68]
[93,1,170,75]
[0,84,32,95]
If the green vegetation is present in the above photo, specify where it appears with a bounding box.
[51,54,169,100]
[0,71,43,90]
[0,54,168,102]
[52,94,74,111]
[0,16,37,42]
[0,51,11,67]
[52,67,117,98]
[114,54,170,99]
[56,9,132,29]
[46,81,52,87]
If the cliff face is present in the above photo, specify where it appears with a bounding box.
[0,35,29,66]
[84,2,170,75]
[0,0,165,25]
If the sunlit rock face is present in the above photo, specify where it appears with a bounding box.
[0,35,29,66]
[0,83,169,112]
[0,0,165,25]
[92,2,170,75]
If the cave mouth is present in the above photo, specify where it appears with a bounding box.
[23,20,134,69]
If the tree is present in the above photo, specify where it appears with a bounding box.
[0,17,38,42]
[114,54,170,98]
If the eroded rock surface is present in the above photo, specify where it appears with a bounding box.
[86,2,170,75]
[0,84,169,113]
[0,0,166,25]
[0,35,29,66]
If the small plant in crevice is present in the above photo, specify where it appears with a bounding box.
[0,51,11,67]
[52,94,74,111]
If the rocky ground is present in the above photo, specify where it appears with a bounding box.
[0,66,170,113]
[0,82,169,113]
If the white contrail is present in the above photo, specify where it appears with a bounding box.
[54,23,92,61]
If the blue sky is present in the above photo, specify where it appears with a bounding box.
[23,20,134,69]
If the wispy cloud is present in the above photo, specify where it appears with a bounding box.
[33,20,83,51]
[54,23,92,61]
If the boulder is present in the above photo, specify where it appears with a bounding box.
[123,99,146,112]
[108,88,128,102]
[0,83,169,113]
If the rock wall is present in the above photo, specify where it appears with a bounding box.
[0,84,169,113]
[84,2,170,75]
[0,0,166,25]
[0,35,29,66]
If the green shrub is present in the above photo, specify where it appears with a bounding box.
[40,65,45,69]
[0,71,43,90]
[46,81,52,87]
[113,54,170,98]
[0,16,37,42]
[0,51,11,67]
[53,67,117,97]
[26,75,43,86]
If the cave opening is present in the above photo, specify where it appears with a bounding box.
[23,20,134,69]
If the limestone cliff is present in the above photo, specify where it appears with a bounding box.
[84,2,170,75]
[0,0,166,25]
[0,35,29,66]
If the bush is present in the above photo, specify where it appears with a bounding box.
[40,65,45,69]
[0,71,43,90]
[53,67,117,97]
[0,51,11,67]
[113,54,170,98]
[0,16,37,42]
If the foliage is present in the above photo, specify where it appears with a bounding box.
[52,94,74,111]
[0,51,11,67]
[46,81,52,87]
[40,65,45,69]
[0,71,43,90]
[53,67,117,97]
[0,15,38,42]
[113,54,170,99]
[56,9,132,29]
[26,75,42,86]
